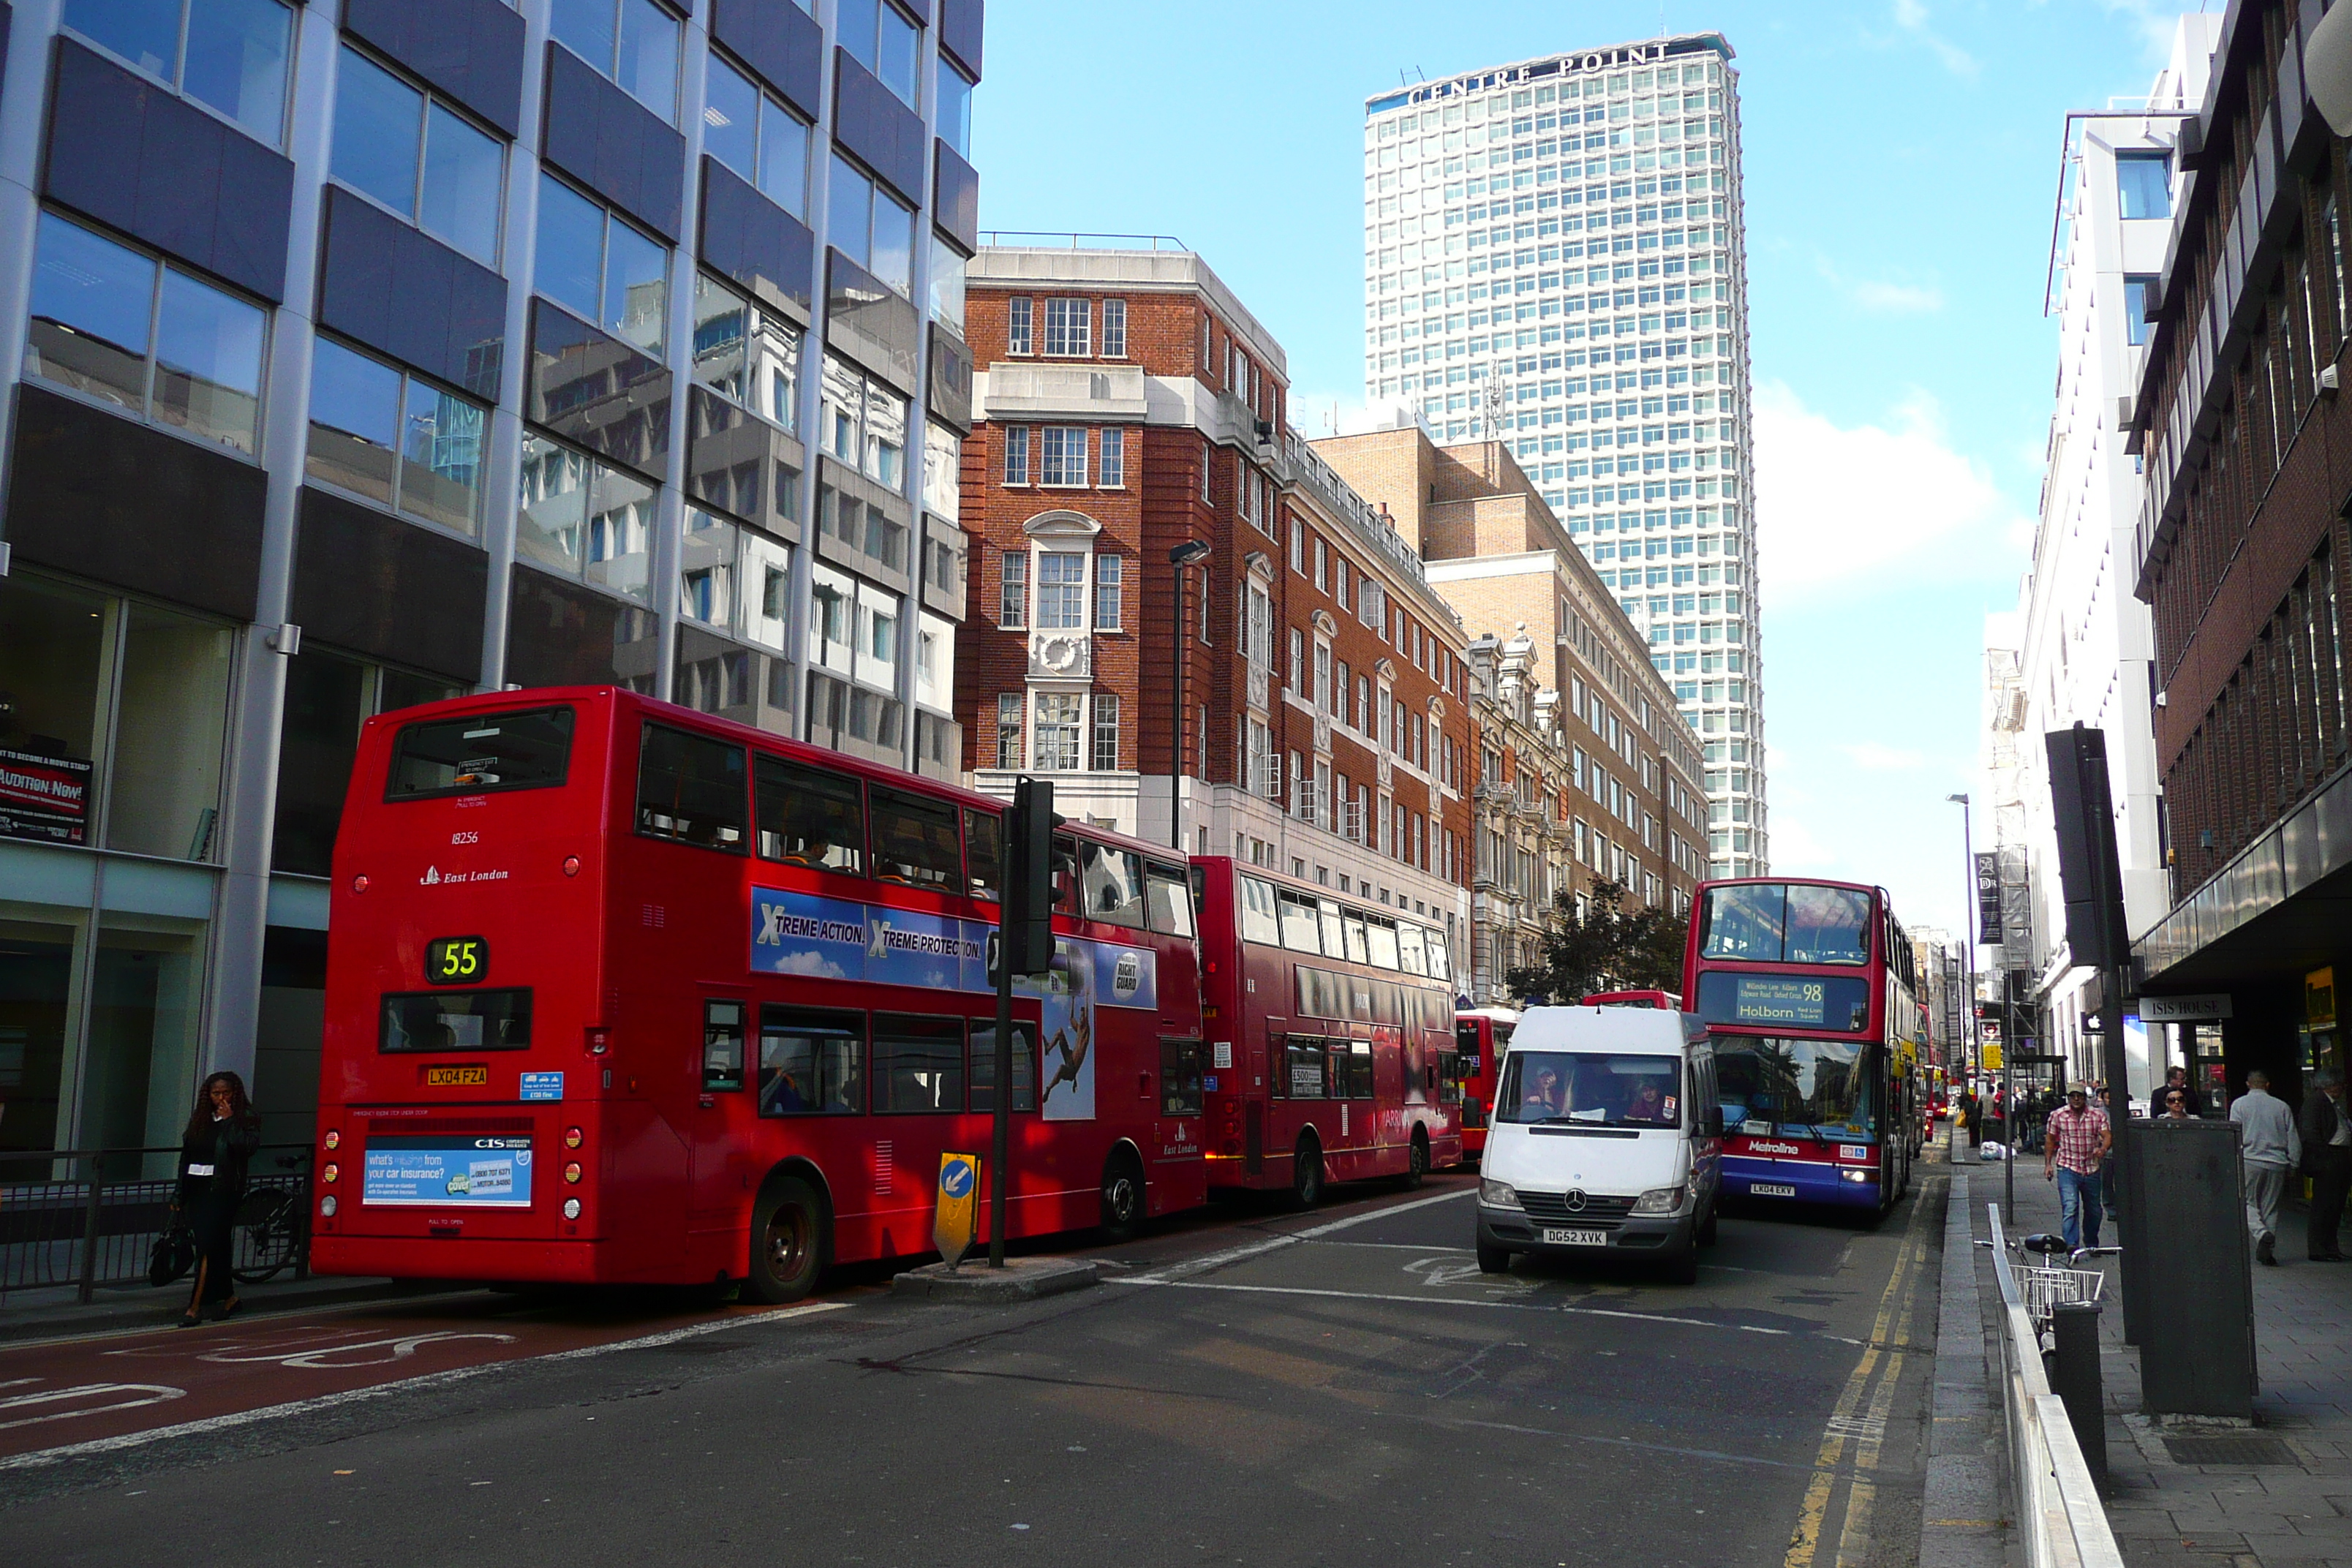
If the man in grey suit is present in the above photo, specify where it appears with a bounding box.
[2231,1070,2302,1266]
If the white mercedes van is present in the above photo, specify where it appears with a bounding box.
[1474,1005,1721,1284]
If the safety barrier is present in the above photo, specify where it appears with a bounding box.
[0,1145,312,1303]
[1987,1202,2125,1568]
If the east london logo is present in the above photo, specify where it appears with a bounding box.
[419,866,510,886]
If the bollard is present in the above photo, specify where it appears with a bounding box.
[2048,1301,2107,1493]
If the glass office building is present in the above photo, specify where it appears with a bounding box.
[1360,32,1765,876]
[0,0,982,1154]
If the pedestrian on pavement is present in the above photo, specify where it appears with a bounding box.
[2229,1069,2302,1267]
[2157,1064,2204,1118]
[172,1071,260,1327]
[2160,1086,2194,1118]
[2298,1068,2351,1262]
[2043,1085,2113,1252]
[1959,1089,1981,1147]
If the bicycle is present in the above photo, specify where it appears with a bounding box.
[232,1166,309,1284]
[1979,1232,2119,1351]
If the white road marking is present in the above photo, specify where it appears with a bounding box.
[0,1301,847,1471]
[1109,1275,1803,1336]
[1137,1186,1477,1281]
[195,1332,519,1369]
[0,1384,186,1433]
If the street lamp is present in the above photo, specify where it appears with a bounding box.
[1950,789,2012,1220]
[1168,540,1211,851]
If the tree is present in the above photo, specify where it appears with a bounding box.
[1504,879,1691,1006]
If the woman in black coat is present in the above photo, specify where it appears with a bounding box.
[172,1071,260,1327]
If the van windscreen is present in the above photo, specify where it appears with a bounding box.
[388,707,575,799]
[1496,1051,1681,1128]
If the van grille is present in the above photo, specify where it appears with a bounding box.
[1518,1190,1636,1224]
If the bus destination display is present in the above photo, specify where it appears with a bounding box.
[1731,976,1828,1027]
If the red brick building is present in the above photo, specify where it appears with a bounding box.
[955,246,1471,936]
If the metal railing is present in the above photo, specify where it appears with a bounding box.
[0,1145,313,1303]
[1987,1203,2125,1568]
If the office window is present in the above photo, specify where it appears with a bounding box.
[999,551,1028,627]
[839,0,921,110]
[2123,274,2157,347]
[1095,555,1123,630]
[550,0,681,124]
[64,0,292,145]
[930,247,965,334]
[516,431,656,603]
[995,693,1023,768]
[691,272,803,434]
[535,173,670,354]
[702,53,812,219]
[2114,151,2170,221]
[1034,693,1081,769]
[1036,552,1087,630]
[1007,297,1033,355]
[1041,426,1088,486]
[329,47,503,269]
[827,154,916,296]
[1003,425,1030,484]
[817,357,907,491]
[1045,298,1091,356]
[308,337,488,535]
[1092,694,1120,770]
[1099,426,1126,487]
[937,59,975,159]
[1101,298,1128,357]
[25,211,266,456]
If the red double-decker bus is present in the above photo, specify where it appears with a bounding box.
[1192,859,1462,1199]
[310,687,1208,1301]
[1452,1006,1518,1160]
[1580,989,1684,1010]
[1682,877,1921,1215]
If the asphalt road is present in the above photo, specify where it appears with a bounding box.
[0,1160,1947,1568]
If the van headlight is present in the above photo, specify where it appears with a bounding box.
[1632,1185,1687,1215]
[1479,1177,1520,1207]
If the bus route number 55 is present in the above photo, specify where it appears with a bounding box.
[426,936,489,987]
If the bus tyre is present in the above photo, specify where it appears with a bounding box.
[1290,1139,1324,1209]
[1099,1150,1146,1242]
[748,1176,826,1304]
[1401,1131,1428,1191]
[1476,1242,1510,1275]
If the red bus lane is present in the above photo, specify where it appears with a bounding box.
[0,1294,843,1461]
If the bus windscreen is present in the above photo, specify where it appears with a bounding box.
[1699,883,1872,965]
[1715,1037,1879,1142]
[388,706,575,799]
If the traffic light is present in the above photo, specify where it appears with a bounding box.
[1003,777,1062,977]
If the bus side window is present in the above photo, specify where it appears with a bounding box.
[970,1019,1036,1112]
[1343,1039,1373,1099]
[1437,1050,1462,1104]
[636,723,748,852]
[755,754,864,873]
[1160,1037,1205,1115]
[1077,840,1145,927]
[869,785,960,889]
[872,1014,965,1112]
[1051,834,1081,914]
[1278,1036,1327,1099]
[704,1000,745,1092]
[1239,876,1281,944]
[757,1006,864,1115]
[965,807,1002,902]
[1144,864,1194,937]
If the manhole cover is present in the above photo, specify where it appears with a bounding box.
[2162,1436,2299,1467]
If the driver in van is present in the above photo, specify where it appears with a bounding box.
[1519,1062,1564,1119]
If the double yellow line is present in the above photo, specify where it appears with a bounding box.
[1782,1178,1938,1568]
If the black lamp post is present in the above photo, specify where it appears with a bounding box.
[1168,540,1210,850]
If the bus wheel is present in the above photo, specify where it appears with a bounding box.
[1290,1139,1324,1208]
[748,1176,827,1304]
[1401,1130,1428,1191]
[1099,1150,1146,1242]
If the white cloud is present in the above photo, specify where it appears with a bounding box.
[1752,381,2032,603]
[1892,0,1980,79]
[1850,278,1945,314]
[1841,741,1928,772]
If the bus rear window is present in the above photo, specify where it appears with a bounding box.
[387,707,573,799]
[380,988,533,1052]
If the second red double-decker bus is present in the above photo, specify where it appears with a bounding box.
[310,687,1209,1301]
[1580,990,1684,1010]
[1683,878,1920,1215]
[1452,1006,1518,1161]
[1193,859,1462,1200]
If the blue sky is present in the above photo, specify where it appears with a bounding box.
[970,0,2198,940]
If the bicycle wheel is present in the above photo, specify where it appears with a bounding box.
[232,1188,299,1284]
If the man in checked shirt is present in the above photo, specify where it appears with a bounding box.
[2043,1083,2113,1251]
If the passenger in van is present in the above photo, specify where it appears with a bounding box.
[1622,1080,1672,1124]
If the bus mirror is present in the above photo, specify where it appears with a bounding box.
[1004,777,1060,976]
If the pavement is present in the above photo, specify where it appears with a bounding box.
[0,1166,1949,1567]
[1957,1137,2352,1567]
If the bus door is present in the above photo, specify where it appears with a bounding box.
[1156,1034,1206,1180]
[690,993,751,1236]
